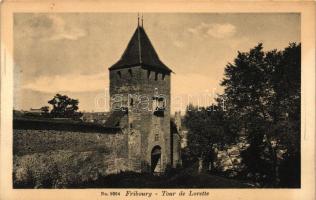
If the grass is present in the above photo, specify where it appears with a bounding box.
[70,163,254,188]
[13,150,130,188]
[14,153,254,189]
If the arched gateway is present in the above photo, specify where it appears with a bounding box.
[151,146,162,173]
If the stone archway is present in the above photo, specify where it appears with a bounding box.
[151,145,162,173]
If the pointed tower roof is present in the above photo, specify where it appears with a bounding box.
[109,26,172,73]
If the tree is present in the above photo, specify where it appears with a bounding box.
[183,104,237,172]
[220,43,301,186]
[48,94,82,118]
[270,43,301,187]
[40,106,49,116]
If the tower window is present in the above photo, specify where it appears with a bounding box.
[147,70,151,79]
[155,72,158,81]
[117,71,122,79]
[157,97,165,109]
[154,125,159,141]
[130,98,134,106]
[153,96,166,117]
[128,69,133,77]
[154,88,158,96]
[155,133,159,141]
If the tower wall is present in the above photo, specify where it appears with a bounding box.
[109,67,171,173]
[138,68,171,172]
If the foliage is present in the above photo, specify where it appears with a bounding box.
[40,106,49,114]
[220,43,301,187]
[48,93,82,118]
[13,149,129,188]
[183,104,238,171]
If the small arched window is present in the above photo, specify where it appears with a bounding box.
[117,71,121,79]
[154,88,158,96]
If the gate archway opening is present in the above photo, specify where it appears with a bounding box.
[151,145,162,173]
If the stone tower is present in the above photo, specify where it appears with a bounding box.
[108,22,173,173]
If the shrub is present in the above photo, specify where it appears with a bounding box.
[13,150,129,188]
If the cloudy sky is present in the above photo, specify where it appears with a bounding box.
[13,13,300,113]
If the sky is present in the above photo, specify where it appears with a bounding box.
[13,13,300,113]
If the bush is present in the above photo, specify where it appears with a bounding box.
[13,150,128,188]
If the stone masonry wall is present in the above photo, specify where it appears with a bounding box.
[109,66,171,173]
[14,129,127,155]
[13,129,131,185]
[139,67,171,172]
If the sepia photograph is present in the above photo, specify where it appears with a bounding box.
[11,12,302,189]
